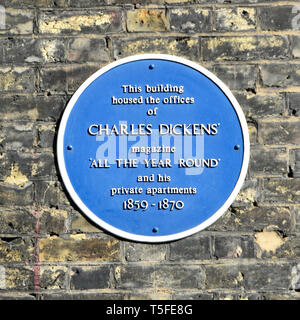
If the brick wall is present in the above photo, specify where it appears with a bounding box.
[0,0,299,300]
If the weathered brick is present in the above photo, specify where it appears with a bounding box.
[169,235,211,261]
[112,37,199,60]
[169,8,212,33]
[249,147,287,176]
[0,38,66,64]
[0,237,34,263]
[205,263,292,290]
[232,179,258,206]
[235,93,285,118]
[70,266,111,290]
[35,181,69,206]
[67,38,109,63]
[41,292,124,300]
[39,236,120,262]
[39,208,67,235]
[214,235,256,259]
[4,266,35,291]
[125,292,172,300]
[32,153,56,179]
[290,149,300,178]
[127,9,169,32]
[155,265,204,289]
[0,8,33,35]
[213,64,257,90]
[215,7,256,31]
[259,120,300,145]
[259,6,295,31]
[260,64,300,88]
[262,178,300,204]
[291,36,300,59]
[39,65,100,93]
[70,211,101,233]
[202,36,289,61]
[255,233,300,259]
[0,182,34,206]
[0,95,66,122]
[0,152,31,181]
[115,265,155,289]
[247,122,257,145]
[124,242,167,262]
[172,292,213,300]
[37,125,56,149]
[69,0,106,7]
[39,266,68,290]
[207,206,291,233]
[0,122,34,151]
[39,10,123,34]
[0,67,35,93]
[66,64,100,92]
[287,93,300,117]
[0,208,36,234]
[0,0,67,7]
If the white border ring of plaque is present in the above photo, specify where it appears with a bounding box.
[57,54,250,243]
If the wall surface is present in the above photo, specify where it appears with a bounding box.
[0,0,299,300]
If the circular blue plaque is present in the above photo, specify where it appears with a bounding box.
[57,54,250,242]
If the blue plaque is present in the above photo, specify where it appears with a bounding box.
[57,54,250,242]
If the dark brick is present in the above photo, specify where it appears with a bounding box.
[70,266,110,290]
[169,235,211,261]
[259,120,300,145]
[202,36,289,61]
[214,236,256,259]
[260,64,300,88]
[0,207,36,234]
[0,0,67,7]
[68,0,106,7]
[37,126,56,149]
[112,37,200,61]
[262,178,300,204]
[259,6,295,31]
[0,182,34,206]
[124,243,167,262]
[35,181,69,206]
[287,93,300,117]
[39,67,67,93]
[0,95,66,122]
[39,266,68,290]
[235,93,285,118]
[172,292,213,300]
[39,208,67,235]
[290,149,300,178]
[155,265,204,289]
[249,147,287,176]
[208,206,291,233]
[67,38,109,63]
[39,10,123,35]
[41,292,124,300]
[0,122,34,151]
[170,8,212,33]
[32,153,56,179]
[0,38,65,64]
[66,64,100,93]
[115,265,155,289]
[213,64,257,90]
[205,263,292,290]
[291,36,300,58]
